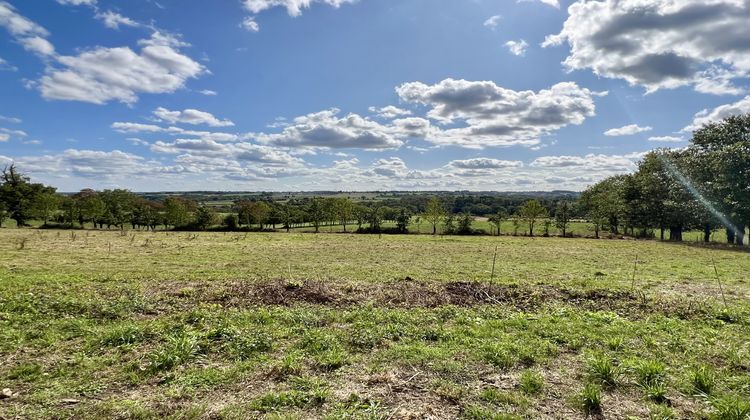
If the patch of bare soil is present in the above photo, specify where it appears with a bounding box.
[150,278,744,322]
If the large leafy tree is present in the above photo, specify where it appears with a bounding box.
[578,175,627,237]
[691,114,750,246]
[0,165,57,227]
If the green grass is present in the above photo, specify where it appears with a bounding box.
[1,228,749,418]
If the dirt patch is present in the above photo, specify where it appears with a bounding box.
[146,278,745,323]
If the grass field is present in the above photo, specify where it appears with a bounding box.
[1,229,749,419]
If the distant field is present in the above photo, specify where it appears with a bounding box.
[1,229,749,419]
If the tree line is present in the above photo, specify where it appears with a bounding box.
[578,114,749,246]
[1,114,747,245]
[0,169,574,237]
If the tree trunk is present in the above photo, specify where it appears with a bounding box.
[669,226,683,242]
[727,227,735,244]
[432,224,436,235]
[703,224,711,243]
[736,224,746,246]
[660,227,665,241]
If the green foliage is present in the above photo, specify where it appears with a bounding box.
[690,365,716,395]
[149,332,202,372]
[517,200,549,236]
[576,383,602,413]
[587,354,621,386]
[518,370,543,395]
[710,395,750,420]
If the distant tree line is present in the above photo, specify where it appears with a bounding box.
[1,114,747,246]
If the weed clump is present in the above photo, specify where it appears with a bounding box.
[149,332,202,372]
[587,354,620,386]
[576,383,602,413]
[518,370,544,395]
[689,365,716,395]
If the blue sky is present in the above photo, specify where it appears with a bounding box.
[1,0,749,192]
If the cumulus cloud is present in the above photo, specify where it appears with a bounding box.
[56,0,97,5]
[518,0,560,8]
[448,158,523,169]
[684,96,750,132]
[0,115,21,123]
[0,1,55,57]
[544,0,750,94]
[483,15,502,29]
[1,127,27,139]
[603,124,652,136]
[396,78,603,148]
[242,0,356,17]
[368,105,412,119]
[504,40,528,56]
[111,121,239,142]
[252,108,404,150]
[241,17,260,32]
[95,11,141,30]
[0,56,16,71]
[648,135,684,143]
[153,107,234,127]
[39,32,205,104]
[10,149,181,181]
[530,153,639,172]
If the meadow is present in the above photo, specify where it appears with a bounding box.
[1,229,749,419]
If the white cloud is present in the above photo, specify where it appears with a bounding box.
[0,115,21,123]
[518,0,560,8]
[396,78,603,148]
[0,133,8,142]
[0,56,17,71]
[0,1,54,57]
[241,17,260,32]
[544,0,750,94]
[11,149,176,181]
[483,15,502,29]
[368,105,412,119]
[111,121,239,142]
[56,0,97,5]
[112,122,165,133]
[448,158,523,169]
[252,108,404,150]
[648,135,684,143]
[684,96,750,132]
[242,0,356,17]
[39,32,205,104]
[504,39,528,56]
[1,128,27,138]
[198,89,218,96]
[20,36,55,56]
[603,124,652,137]
[96,11,140,30]
[153,107,234,127]
[530,153,639,172]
